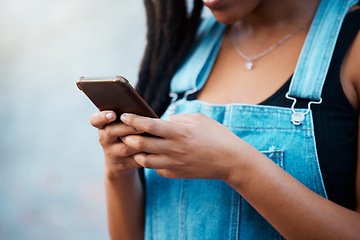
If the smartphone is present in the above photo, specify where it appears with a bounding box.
[77,76,158,119]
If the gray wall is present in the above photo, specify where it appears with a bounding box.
[0,0,146,239]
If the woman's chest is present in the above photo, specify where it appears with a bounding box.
[196,30,306,105]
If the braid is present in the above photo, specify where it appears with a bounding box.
[137,0,155,96]
[143,0,181,103]
[137,0,204,116]
[149,0,166,73]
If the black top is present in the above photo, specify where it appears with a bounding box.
[260,9,360,210]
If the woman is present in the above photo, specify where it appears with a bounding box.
[90,0,360,239]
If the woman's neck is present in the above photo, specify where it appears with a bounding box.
[243,0,320,31]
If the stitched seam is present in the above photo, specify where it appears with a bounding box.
[230,190,235,240]
[178,180,185,240]
[307,130,319,195]
[152,173,158,240]
[181,101,307,114]
[230,191,240,240]
[178,180,188,240]
[229,126,312,131]
[234,192,240,240]
[308,124,327,198]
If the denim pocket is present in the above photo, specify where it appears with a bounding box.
[261,149,285,169]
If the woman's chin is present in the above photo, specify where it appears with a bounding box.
[210,12,241,25]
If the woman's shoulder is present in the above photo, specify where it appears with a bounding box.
[340,7,360,111]
[346,31,360,111]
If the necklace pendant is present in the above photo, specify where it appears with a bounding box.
[245,62,253,70]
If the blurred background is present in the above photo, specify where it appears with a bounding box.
[0,0,147,239]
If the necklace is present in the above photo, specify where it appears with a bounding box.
[231,21,309,70]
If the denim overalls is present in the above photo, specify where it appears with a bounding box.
[144,0,358,239]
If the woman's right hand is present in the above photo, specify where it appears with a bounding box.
[90,110,144,179]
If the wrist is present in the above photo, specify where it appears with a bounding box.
[105,166,141,181]
[223,142,263,189]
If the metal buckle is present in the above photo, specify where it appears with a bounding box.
[167,88,198,115]
[169,92,179,104]
[285,92,322,126]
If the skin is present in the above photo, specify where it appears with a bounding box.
[90,112,144,240]
[90,0,360,239]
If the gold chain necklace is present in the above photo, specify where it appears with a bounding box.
[231,22,309,70]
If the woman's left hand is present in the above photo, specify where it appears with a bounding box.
[120,113,248,181]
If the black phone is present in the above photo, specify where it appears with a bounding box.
[77,76,158,119]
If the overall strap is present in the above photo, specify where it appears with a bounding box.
[287,0,359,101]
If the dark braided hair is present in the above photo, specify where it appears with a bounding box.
[136,0,204,116]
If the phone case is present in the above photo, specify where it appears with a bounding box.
[77,76,158,119]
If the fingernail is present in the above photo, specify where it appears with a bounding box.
[106,112,116,121]
[120,114,127,122]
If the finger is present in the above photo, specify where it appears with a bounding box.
[121,135,170,155]
[133,153,170,169]
[120,113,179,138]
[90,111,117,129]
[108,142,140,158]
[101,122,144,143]
[168,113,208,123]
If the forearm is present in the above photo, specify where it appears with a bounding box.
[227,146,360,240]
[105,169,144,240]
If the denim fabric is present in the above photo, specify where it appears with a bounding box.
[288,0,359,101]
[144,0,357,239]
[146,103,326,240]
